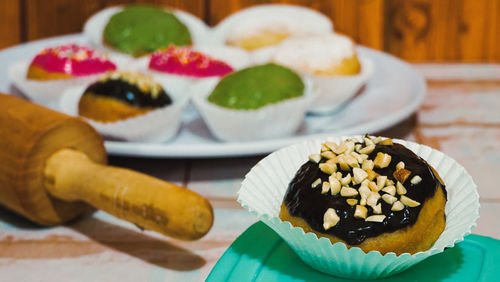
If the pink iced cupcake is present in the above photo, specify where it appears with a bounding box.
[26,43,117,80]
[148,45,234,78]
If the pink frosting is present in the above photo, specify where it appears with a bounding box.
[29,44,116,77]
[148,45,234,78]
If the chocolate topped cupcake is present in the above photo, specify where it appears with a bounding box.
[280,135,447,255]
[237,135,478,279]
[78,71,172,122]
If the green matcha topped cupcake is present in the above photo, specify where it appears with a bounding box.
[103,5,192,57]
[207,63,305,110]
[191,63,316,141]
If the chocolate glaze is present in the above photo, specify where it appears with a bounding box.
[283,142,446,245]
[84,79,172,108]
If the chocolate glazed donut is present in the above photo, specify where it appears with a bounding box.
[280,137,447,255]
[78,72,172,123]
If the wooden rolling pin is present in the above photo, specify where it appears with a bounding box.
[0,94,213,240]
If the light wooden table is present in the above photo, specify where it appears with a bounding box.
[0,64,499,281]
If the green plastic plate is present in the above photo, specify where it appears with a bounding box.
[207,222,500,281]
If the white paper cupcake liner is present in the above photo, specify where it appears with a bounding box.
[238,136,479,279]
[59,79,189,142]
[8,55,134,110]
[190,77,317,142]
[83,6,211,58]
[306,55,375,114]
[254,47,375,115]
[210,4,333,53]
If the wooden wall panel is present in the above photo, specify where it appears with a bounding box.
[459,0,500,62]
[24,0,205,41]
[208,0,385,50]
[386,0,500,62]
[0,0,22,49]
[0,0,498,62]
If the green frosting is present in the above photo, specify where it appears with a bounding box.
[103,5,192,56]
[207,64,305,110]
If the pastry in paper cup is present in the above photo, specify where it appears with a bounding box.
[237,135,479,279]
[305,55,374,114]
[190,64,317,141]
[59,73,188,142]
[254,33,375,114]
[8,44,129,109]
[137,44,251,89]
[83,5,210,58]
[211,4,333,52]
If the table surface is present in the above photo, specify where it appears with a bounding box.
[1,64,499,282]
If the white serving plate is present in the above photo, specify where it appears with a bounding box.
[1,34,425,158]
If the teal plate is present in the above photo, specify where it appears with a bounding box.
[207,222,500,281]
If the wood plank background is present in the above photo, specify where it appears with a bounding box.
[0,0,498,62]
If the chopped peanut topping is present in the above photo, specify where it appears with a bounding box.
[382,194,397,204]
[372,203,382,214]
[382,185,396,196]
[324,142,338,152]
[346,199,358,206]
[374,152,392,168]
[329,176,341,195]
[366,215,386,222]
[319,163,337,175]
[340,173,352,186]
[361,159,374,170]
[396,181,407,195]
[379,138,393,146]
[359,184,371,201]
[337,155,350,171]
[323,208,340,230]
[391,201,404,211]
[311,178,322,188]
[400,195,421,207]
[340,186,358,197]
[321,143,330,152]
[353,167,368,184]
[309,136,428,225]
[396,161,405,170]
[344,154,360,168]
[321,181,330,194]
[410,175,422,185]
[394,168,411,184]
[367,191,381,207]
[368,181,379,192]
[321,151,336,160]
[376,175,388,190]
[309,154,321,163]
[366,169,378,181]
[332,143,348,154]
[354,205,368,219]
[359,144,375,154]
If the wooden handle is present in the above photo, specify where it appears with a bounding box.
[43,149,213,240]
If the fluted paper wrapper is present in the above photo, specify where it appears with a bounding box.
[9,62,107,110]
[8,55,133,109]
[59,80,188,142]
[190,77,317,141]
[253,51,375,115]
[306,55,374,114]
[238,136,479,279]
